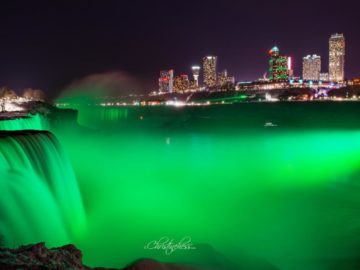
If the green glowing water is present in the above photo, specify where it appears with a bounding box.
[3,103,360,269]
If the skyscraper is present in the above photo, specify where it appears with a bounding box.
[173,74,190,92]
[203,56,217,88]
[191,66,200,87]
[302,55,321,81]
[268,47,289,82]
[329,33,345,82]
[159,70,174,93]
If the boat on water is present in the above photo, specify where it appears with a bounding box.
[264,122,278,127]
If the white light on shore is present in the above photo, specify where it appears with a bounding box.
[165,100,185,107]
[0,99,26,112]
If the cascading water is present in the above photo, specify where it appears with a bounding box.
[0,114,49,131]
[0,131,86,247]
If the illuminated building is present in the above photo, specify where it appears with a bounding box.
[218,70,228,86]
[227,76,235,84]
[329,33,345,82]
[218,69,235,86]
[237,80,339,92]
[191,66,200,87]
[203,56,217,88]
[353,78,360,86]
[302,55,321,81]
[174,74,190,92]
[159,70,174,93]
[269,47,289,82]
[320,73,329,81]
[288,57,294,78]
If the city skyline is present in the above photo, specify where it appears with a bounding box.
[0,1,359,97]
[158,33,347,93]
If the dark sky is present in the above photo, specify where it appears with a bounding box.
[0,0,359,97]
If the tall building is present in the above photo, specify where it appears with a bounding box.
[329,33,345,82]
[203,56,217,88]
[269,47,289,82]
[159,70,174,92]
[174,74,190,92]
[302,55,321,81]
[191,66,200,87]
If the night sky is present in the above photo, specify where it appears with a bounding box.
[0,0,359,97]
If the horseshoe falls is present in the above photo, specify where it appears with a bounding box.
[0,131,86,247]
[0,114,49,131]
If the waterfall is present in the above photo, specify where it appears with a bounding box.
[0,131,86,247]
[0,114,49,131]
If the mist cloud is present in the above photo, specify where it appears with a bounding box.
[56,71,144,106]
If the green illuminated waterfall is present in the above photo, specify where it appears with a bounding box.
[0,131,86,247]
[0,114,49,131]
